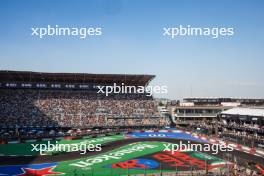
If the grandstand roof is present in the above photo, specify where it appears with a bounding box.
[0,70,155,86]
[221,108,264,117]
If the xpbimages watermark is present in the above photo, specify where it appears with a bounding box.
[163,25,234,39]
[96,83,168,96]
[31,141,102,155]
[31,25,102,39]
[163,141,234,155]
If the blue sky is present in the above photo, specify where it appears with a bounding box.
[0,0,264,99]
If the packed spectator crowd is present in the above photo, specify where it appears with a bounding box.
[187,120,264,149]
[0,89,169,138]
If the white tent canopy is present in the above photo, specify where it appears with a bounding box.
[221,108,264,117]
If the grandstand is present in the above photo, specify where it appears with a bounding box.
[219,107,264,149]
[169,97,264,152]
[172,97,264,124]
[0,70,169,140]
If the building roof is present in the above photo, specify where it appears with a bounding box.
[0,70,155,86]
[184,97,264,101]
[174,106,230,110]
[221,108,264,117]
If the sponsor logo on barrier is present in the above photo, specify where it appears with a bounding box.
[127,132,206,142]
